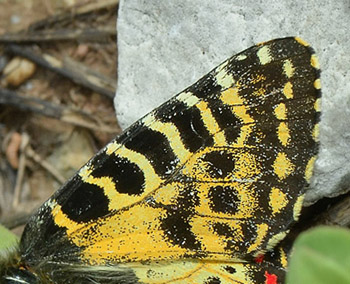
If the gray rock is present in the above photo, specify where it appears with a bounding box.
[115,0,350,204]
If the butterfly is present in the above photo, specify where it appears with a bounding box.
[0,37,321,284]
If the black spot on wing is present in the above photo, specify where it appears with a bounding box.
[160,210,201,250]
[205,276,221,284]
[158,183,201,250]
[212,222,236,251]
[124,126,178,177]
[93,155,145,196]
[208,185,240,215]
[224,266,237,274]
[58,179,110,223]
[212,222,233,238]
[209,99,241,143]
[155,100,214,152]
[202,150,235,179]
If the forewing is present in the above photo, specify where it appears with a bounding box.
[20,38,320,271]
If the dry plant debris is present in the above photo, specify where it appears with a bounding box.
[0,0,120,232]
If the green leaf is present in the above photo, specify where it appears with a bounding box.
[0,224,18,251]
[286,226,350,284]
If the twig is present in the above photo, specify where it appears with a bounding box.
[6,45,116,99]
[0,88,118,133]
[0,88,62,117]
[29,0,119,31]
[0,27,116,43]
[25,146,66,184]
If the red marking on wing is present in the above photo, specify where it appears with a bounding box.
[254,254,265,263]
[264,271,278,284]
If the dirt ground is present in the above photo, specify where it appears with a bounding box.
[0,0,120,235]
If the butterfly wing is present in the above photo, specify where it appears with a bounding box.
[20,37,320,283]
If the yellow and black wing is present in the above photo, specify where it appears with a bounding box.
[16,37,320,284]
